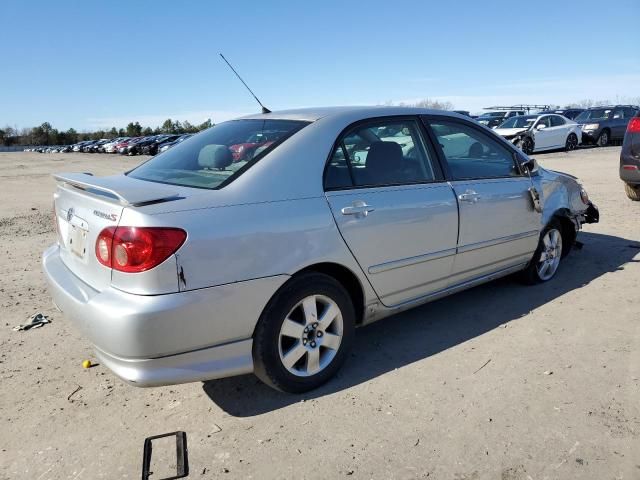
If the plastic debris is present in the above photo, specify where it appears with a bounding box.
[82,360,92,369]
[12,313,51,331]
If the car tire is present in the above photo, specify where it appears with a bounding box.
[521,220,564,285]
[565,133,578,151]
[253,272,356,393]
[518,137,534,155]
[624,183,640,201]
[596,130,609,147]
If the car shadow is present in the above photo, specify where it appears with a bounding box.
[202,232,639,417]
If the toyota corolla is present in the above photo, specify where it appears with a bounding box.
[43,107,598,393]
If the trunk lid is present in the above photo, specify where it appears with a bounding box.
[53,173,181,291]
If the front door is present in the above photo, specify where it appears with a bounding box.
[532,115,554,150]
[324,117,459,307]
[424,117,542,285]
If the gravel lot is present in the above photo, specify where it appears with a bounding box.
[0,147,638,480]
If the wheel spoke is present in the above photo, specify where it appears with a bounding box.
[542,234,551,248]
[302,296,318,325]
[317,303,340,331]
[281,318,304,338]
[539,251,548,261]
[282,343,306,369]
[306,348,321,375]
[322,332,341,351]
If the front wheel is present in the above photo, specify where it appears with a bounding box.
[596,130,609,147]
[565,133,578,151]
[253,272,355,393]
[518,137,535,155]
[521,222,564,284]
[625,183,640,201]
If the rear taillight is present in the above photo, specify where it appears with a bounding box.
[627,117,640,133]
[95,226,186,273]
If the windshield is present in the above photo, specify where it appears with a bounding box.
[575,109,611,122]
[498,116,537,129]
[128,119,309,189]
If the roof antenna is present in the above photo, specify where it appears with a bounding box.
[219,53,271,114]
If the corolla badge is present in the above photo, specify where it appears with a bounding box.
[66,208,74,222]
[93,210,118,221]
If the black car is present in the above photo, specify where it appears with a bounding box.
[125,136,157,155]
[475,110,525,128]
[575,105,640,146]
[141,135,182,156]
[542,108,584,120]
[620,112,640,200]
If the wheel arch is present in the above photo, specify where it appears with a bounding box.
[548,208,577,257]
[294,262,366,326]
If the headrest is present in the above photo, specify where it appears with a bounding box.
[198,145,233,170]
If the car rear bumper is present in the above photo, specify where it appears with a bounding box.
[42,244,288,386]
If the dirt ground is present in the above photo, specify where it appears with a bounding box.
[0,147,638,480]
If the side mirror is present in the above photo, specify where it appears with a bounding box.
[536,124,546,130]
[521,157,538,174]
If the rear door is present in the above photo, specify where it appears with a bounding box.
[424,116,541,285]
[324,117,458,307]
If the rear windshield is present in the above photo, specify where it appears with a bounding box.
[128,119,308,189]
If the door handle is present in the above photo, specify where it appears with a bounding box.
[341,201,375,217]
[458,190,481,203]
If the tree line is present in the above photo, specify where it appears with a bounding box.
[0,118,214,147]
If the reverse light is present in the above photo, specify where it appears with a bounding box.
[627,117,640,133]
[95,226,186,273]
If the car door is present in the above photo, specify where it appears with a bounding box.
[610,108,625,139]
[548,115,568,147]
[532,115,554,150]
[424,116,541,286]
[324,117,458,307]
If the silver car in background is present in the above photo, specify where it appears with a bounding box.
[43,107,599,393]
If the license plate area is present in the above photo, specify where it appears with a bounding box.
[67,215,89,259]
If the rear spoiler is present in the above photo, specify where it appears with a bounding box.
[53,173,180,207]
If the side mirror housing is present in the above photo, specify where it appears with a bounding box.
[536,124,546,130]
[521,157,539,174]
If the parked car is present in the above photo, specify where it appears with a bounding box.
[44,106,598,393]
[494,114,582,154]
[104,137,130,153]
[122,136,154,155]
[228,130,289,161]
[158,134,193,154]
[619,112,640,200]
[475,110,526,128]
[141,135,182,156]
[576,105,640,146]
[115,137,141,154]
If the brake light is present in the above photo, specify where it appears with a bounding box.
[628,117,640,133]
[95,227,186,273]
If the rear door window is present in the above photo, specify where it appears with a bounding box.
[325,118,438,189]
[550,116,565,127]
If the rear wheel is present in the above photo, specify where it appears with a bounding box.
[596,130,609,147]
[565,133,578,151]
[253,272,355,393]
[625,183,640,201]
[521,221,564,284]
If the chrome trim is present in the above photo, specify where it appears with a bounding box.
[368,247,457,275]
[457,230,539,254]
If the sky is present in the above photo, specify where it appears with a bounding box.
[2,0,639,131]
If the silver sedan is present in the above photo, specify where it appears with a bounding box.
[43,107,599,392]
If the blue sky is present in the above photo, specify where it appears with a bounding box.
[2,0,639,131]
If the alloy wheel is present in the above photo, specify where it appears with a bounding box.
[537,229,563,281]
[566,134,578,151]
[278,295,344,377]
